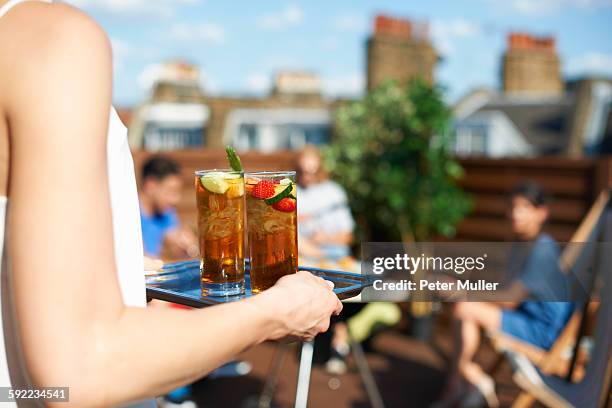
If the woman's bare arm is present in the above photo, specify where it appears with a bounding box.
[3,3,340,406]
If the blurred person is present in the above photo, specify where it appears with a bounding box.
[0,2,342,407]
[296,146,401,374]
[435,181,574,408]
[297,146,356,372]
[139,155,197,260]
[297,145,355,261]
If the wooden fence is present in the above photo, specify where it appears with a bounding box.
[132,150,612,242]
[455,157,612,241]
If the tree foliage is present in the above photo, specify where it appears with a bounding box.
[324,79,472,242]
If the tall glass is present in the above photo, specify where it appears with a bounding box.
[195,169,245,296]
[245,171,298,293]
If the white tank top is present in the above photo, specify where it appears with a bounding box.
[0,1,150,406]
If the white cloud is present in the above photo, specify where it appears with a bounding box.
[331,13,367,32]
[256,4,303,30]
[488,0,612,16]
[264,55,302,70]
[138,63,165,92]
[323,72,365,97]
[431,18,482,56]
[244,73,271,94]
[169,22,226,44]
[66,0,200,17]
[567,52,612,76]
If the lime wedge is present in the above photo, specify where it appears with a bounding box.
[200,174,229,194]
[265,184,293,205]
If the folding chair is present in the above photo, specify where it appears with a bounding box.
[508,228,612,408]
[487,190,611,406]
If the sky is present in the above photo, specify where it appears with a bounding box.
[66,0,612,107]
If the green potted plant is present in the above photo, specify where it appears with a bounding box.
[324,78,472,339]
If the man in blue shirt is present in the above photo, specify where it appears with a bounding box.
[436,181,573,408]
[139,156,196,259]
[139,156,250,405]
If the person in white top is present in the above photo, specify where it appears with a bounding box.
[296,146,355,261]
[0,1,342,406]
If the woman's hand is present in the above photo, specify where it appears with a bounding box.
[144,256,164,273]
[249,271,343,342]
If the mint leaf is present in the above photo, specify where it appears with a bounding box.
[225,146,243,172]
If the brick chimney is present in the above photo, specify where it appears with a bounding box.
[366,14,437,91]
[502,32,562,94]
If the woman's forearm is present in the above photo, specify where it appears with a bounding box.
[46,295,280,407]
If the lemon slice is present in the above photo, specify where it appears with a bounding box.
[227,181,245,198]
[200,174,229,194]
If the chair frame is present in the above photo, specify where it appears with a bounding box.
[488,189,611,408]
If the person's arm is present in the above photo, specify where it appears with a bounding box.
[298,234,324,258]
[311,230,354,246]
[163,225,198,259]
[5,4,341,406]
[490,280,529,309]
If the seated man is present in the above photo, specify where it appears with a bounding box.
[438,181,574,408]
[139,155,197,260]
[139,156,248,406]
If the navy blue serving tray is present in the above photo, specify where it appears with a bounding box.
[145,259,373,308]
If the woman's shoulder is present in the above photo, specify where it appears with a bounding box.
[0,2,110,66]
[319,180,345,192]
[300,180,349,207]
[0,2,112,111]
[533,232,560,257]
[537,232,557,244]
[320,180,349,199]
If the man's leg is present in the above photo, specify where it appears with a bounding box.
[453,302,502,385]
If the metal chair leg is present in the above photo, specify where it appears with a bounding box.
[350,337,385,408]
[294,340,314,408]
[257,342,289,408]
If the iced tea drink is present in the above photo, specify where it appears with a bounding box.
[245,172,298,293]
[195,170,245,296]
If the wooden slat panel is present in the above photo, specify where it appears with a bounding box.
[459,172,593,197]
[472,194,589,223]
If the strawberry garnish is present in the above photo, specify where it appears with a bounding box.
[272,197,296,212]
[251,180,276,199]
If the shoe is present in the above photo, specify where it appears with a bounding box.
[158,397,197,408]
[325,356,347,375]
[208,360,252,379]
[325,344,349,375]
[164,385,193,404]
